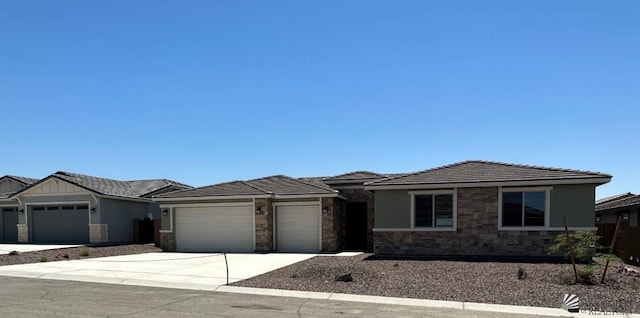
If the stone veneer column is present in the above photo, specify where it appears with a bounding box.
[160,231,176,251]
[254,198,274,252]
[17,224,28,243]
[89,224,108,243]
[321,197,344,252]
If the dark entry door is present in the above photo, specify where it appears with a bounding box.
[345,202,368,250]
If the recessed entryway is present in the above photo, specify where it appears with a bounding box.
[345,202,368,250]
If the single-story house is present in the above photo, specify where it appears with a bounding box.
[364,161,611,256]
[153,160,611,257]
[0,175,39,242]
[9,171,191,244]
[595,193,639,227]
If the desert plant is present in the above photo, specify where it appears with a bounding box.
[548,231,600,263]
[38,256,48,262]
[577,265,596,285]
[517,267,527,280]
[79,249,90,257]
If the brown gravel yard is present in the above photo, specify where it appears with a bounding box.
[233,254,640,314]
[0,244,161,266]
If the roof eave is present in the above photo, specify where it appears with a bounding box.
[364,177,612,191]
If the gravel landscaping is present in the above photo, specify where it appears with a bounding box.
[0,244,161,266]
[233,253,640,314]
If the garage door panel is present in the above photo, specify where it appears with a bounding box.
[276,205,320,253]
[175,206,253,253]
[31,207,89,244]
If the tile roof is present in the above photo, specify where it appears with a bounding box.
[13,172,191,200]
[249,175,337,196]
[155,175,338,199]
[596,194,640,211]
[323,171,386,183]
[365,160,611,187]
[4,175,39,185]
[595,192,635,205]
[153,180,270,198]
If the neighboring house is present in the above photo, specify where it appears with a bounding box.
[0,175,39,242]
[364,161,611,256]
[9,172,191,244]
[595,193,639,227]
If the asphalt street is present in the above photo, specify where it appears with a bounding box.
[0,276,561,318]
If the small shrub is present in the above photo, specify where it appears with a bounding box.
[38,256,48,262]
[517,267,527,280]
[558,274,575,285]
[548,231,600,263]
[578,265,596,285]
[393,263,399,268]
[79,249,90,257]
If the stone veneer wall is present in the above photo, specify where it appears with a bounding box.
[374,187,565,256]
[160,231,176,251]
[255,198,273,251]
[339,188,375,251]
[89,224,108,243]
[17,224,28,243]
[322,197,344,252]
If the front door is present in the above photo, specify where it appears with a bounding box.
[345,202,367,250]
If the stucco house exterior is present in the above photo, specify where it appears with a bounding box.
[596,193,639,227]
[364,161,611,256]
[153,160,610,257]
[0,175,39,242]
[8,172,191,244]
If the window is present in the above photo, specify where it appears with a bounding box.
[412,192,454,228]
[501,189,547,227]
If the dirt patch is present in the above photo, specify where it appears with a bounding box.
[0,244,161,266]
[232,254,640,313]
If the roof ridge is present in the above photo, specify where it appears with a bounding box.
[324,170,384,180]
[239,180,272,194]
[248,174,337,192]
[365,161,466,185]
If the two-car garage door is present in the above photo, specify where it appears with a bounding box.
[175,205,254,252]
[173,203,322,253]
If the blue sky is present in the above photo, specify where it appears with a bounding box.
[1,1,638,199]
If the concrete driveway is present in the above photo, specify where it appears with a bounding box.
[0,252,315,290]
[0,243,82,254]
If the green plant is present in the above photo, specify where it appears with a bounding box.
[79,249,90,257]
[548,231,600,263]
[517,267,527,280]
[577,265,596,285]
[38,256,48,262]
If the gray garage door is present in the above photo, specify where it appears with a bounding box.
[175,205,254,252]
[31,205,89,244]
[1,207,18,242]
[276,204,321,252]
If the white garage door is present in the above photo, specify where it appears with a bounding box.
[276,204,320,252]
[175,205,254,252]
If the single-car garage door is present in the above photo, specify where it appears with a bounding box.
[276,204,320,252]
[175,205,254,252]
[2,207,19,242]
[31,205,89,244]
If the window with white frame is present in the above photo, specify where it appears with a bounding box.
[501,190,547,227]
[412,192,454,228]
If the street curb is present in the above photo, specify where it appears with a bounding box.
[216,286,640,318]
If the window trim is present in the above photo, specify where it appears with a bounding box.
[409,190,457,231]
[498,186,552,231]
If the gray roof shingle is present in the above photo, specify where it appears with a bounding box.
[5,175,39,185]
[595,192,635,205]
[153,180,270,198]
[365,160,611,187]
[323,171,386,183]
[596,194,640,211]
[13,172,191,200]
[155,175,338,199]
